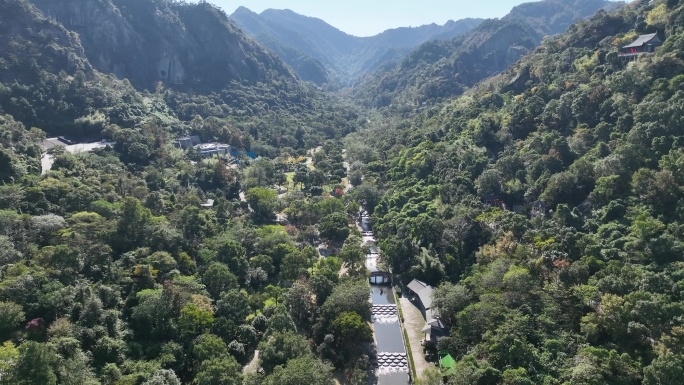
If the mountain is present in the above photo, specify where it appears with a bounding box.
[0,0,93,84]
[354,0,624,108]
[230,6,482,85]
[31,0,296,92]
[0,0,360,153]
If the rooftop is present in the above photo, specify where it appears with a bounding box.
[407,279,433,310]
[623,33,662,49]
[439,353,456,376]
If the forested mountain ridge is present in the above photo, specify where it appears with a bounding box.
[31,0,296,92]
[354,0,623,108]
[0,0,93,84]
[230,6,482,86]
[341,0,684,382]
[0,0,162,137]
[504,0,623,35]
[0,0,361,155]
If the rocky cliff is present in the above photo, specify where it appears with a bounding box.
[32,0,296,91]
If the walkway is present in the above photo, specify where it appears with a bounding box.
[243,350,259,374]
[399,297,431,379]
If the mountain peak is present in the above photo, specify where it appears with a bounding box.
[231,8,483,86]
[232,6,255,15]
[30,0,295,91]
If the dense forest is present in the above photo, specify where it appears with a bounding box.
[353,0,622,108]
[1,0,684,384]
[345,0,684,383]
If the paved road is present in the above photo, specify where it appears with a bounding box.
[41,141,108,174]
[399,297,432,380]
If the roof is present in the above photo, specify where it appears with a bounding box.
[440,353,456,376]
[407,279,433,309]
[407,279,428,293]
[623,33,662,49]
[408,279,428,293]
[425,309,446,328]
[197,143,230,151]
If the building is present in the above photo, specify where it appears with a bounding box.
[531,200,547,218]
[407,279,433,315]
[407,279,446,342]
[619,33,663,59]
[195,143,231,158]
[173,135,201,149]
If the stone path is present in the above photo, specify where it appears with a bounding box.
[399,297,432,379]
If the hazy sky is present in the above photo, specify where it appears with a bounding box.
[207,0,535,37]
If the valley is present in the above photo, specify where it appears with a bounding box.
[1,0,684,385]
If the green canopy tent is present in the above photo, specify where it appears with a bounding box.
[439,352,456,376]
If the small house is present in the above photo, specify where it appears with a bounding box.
[195,143,231,158]
[173,135,201,149]
[619,33,663,59]
[407,279,446,342]
[407,279,433,315]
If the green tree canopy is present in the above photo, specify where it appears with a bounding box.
[246,188,278,222]
[263,356,335,385]
[258,331,311,374]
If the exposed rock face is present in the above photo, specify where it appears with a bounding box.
[31,0,295,91]
[469,23,537,71]
[34,0,138,79]
[507,46,530,65]
[157,53,185,84]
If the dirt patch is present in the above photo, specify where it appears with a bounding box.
[242,349,259,374]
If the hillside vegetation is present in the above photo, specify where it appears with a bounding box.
[2,0,684,384]
[0,0,361,154]
[342,0,684,382]
[354,0,623,108]
[0,1,370,384]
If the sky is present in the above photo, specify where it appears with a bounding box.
[207,0,535,37]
